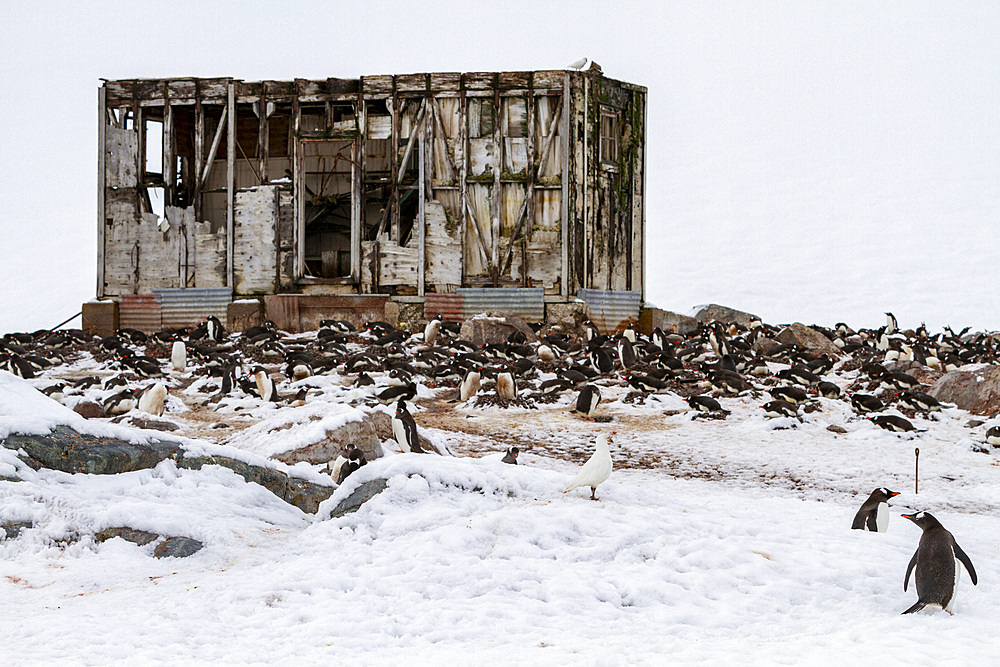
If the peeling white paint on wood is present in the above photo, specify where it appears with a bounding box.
[234,186,278,294]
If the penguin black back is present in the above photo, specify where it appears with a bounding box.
[901,511,977,614]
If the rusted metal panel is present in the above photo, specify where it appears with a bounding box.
[576,289,641,334]
[458,288,544,320]
[155,287,232,329]
[424,293,464,322]
[396,73,427,92]
[119,294,162,332]
[263,295,388,333]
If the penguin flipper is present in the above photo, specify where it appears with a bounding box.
[953,542,978,585]
[850,510,866,530]
[865,512,879,532]
[901,600,927,615]
[904,551,918,591]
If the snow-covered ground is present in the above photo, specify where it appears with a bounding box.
[2,354,999,663]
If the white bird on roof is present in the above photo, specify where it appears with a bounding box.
[563,433,612,500]
[566,57,588,70]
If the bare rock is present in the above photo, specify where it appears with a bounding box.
[95,527,159,546]
[273,410,385,466]
[752,336,780,356]
[460,313,538,346]
[774,323,843,358]
[73,401,105,419]
[153,536,204,558]
[693,304,759,327]
[2,521,32,539]
[121,416,181,432]
[329,477,389,518]
[884,361,942,387]
[544,302,588,336]
[929,365,1000,416]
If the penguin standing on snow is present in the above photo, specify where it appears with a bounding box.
[901,511,978,614]
[563,433,613,500]
[137,382,167,417]
[171,340,187,372]
[501,447,519,465]
[424,315,442,346]
[496,368,517,400]
[572,384,602,419]
[459,368,481,402]
[252,366,279,403]
[392,399,425,453]
[851,487,900,532]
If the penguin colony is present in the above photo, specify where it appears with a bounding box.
[3,309,998,613]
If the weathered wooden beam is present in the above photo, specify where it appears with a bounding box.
[459,92,468,286]
[396,100,426,186]
[97,86,107,298]
[490,85,501,285]
[293,106,305,279]
[226,81,235,289]
[163,87,174,206]
[258,92,269,184]
[200,107,227,188]
[464,199,493,276]
[390,95,401,241]
[417,119,426,297]
[351,136,361,286]
[194,94,204,220]
[561,75,570,298]
[523,91,536,286]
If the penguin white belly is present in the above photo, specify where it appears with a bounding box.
[171,341,186,372]
[391,416,407,452]
[875,501,890,533]
[945,557,962,613]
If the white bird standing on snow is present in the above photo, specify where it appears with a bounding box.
[566,57,588,70]
[563,433,613,500]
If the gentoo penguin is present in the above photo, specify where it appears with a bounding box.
[137,382,167,416]
[901,511,977,614]
[760,400,798,419]
[851,488,900,532]
[332,444,359,484]
[336,460,360,485]
[459,368,481,402]
[870,415,923,433]
[885,312,898,335]
[622,322,637,344]
[377,381,417,405]
[563,433,613,500]
[103,389,136,416]
[851,394,884,414]
[252,366,279,403]
[501,447,519,465]
[986,425,1000,448]
[817,381,841,399]
[588,347,614,375]
[424,315,442,346]
[572,384,602,418]
[584,320,601,343]
[769,386,808,405]
[205,315,225,343]
[496,368,517,400]
[536,344,558,362]
[170,341,187,372]
[392,399,425,453]
[686,394,729,416]
[896,391,942,413]
[617,337,637,369]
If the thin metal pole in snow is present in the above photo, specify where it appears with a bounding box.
[914,447,920,494]
[47,311,82,333]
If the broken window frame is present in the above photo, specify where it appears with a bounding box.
[599,107,619,169]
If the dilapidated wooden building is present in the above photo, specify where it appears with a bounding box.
[92,66,646,331]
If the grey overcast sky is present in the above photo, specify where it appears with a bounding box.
[1,1,997,332]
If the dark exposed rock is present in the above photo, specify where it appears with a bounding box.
[929,365,1000,416]
[154,536,204,558]
[460,313,538,346]
[95,527,159,546]
[752,337,780,356]
[178,455,333,513]
[73,401,106,419]
[121,416,181,432]
[2,521,33,539]
[329,477,389,518]
[693,304,759,327]
[826,424,848,434]
[274,410,385,466]
[884,361,942,387]
[655,310,700,335]
[2,425,182,475]
[774,323,843,358]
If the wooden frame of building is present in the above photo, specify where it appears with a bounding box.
[96,67,646,320]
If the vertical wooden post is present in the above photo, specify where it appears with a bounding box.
[226,81,236,289]
[582,75,590,290]
[163,84,174,206]
[639,90,647,302]
[292,89,303,280]
[459,90,468,288]
[524,86,535,287]
[417,109,426,297]
[194,90,204,222]
[561,76,570,299]
[97,86,107,298]
[351,136,361,287]
[390,90,401,241]
[491,80,501,285]
[258,90,269,184]
[914,447,920,494]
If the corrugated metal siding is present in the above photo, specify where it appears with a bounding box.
[576,289,641,334]
[457,288,545,321]
[119,294,162,333]
[424,294,465,322]
[154,287,232,329]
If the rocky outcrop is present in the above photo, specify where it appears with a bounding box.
[774,323,843,358]
[273,410,386,466]
[5,425,182,474]
[73,402,105,419]
[929,365,1000,416]
[95,527,159,546]
[95,527,204,558]
[653,310,700,336]
[460,313,538,346]
[544,302,588,336]
[2,521,32,539]
[1,426,333,514]
[693,304,759,327]
[178,456,333,514]
[884,361,942,387]
[329,477,389,518]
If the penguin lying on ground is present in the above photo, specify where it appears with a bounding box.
[851,488,900,532]
[901,511,977,614]
[572,385,601,419]
[563,433,612,500]
[501,447,519,465]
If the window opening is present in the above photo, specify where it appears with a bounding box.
[600,108,618,166]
